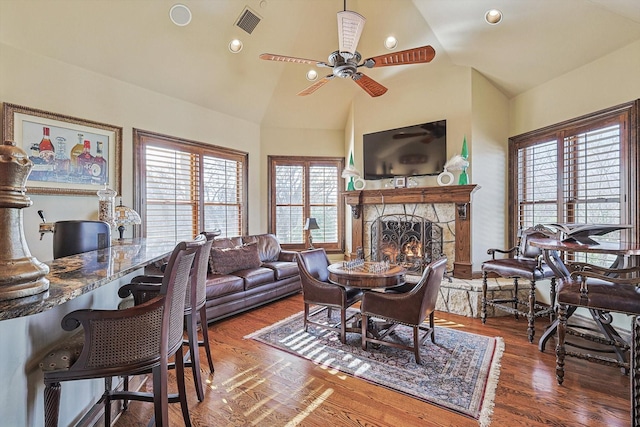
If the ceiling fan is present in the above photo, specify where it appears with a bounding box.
[259,3,435,97]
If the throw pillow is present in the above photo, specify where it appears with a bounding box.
[209,243,261,275]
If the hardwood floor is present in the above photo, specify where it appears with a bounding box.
[114,293,630,426]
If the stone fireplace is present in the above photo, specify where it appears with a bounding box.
[345,185,478,279]
[371,214,443,274]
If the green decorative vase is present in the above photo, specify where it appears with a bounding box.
[458,135,469,185]
[347,176,355,191]
[458,169,468,185]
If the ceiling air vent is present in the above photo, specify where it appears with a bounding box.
[236,7,261,34]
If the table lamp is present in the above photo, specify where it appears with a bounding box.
[303,217,320,249]
[114,199,142,240]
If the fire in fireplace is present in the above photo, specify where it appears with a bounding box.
[371,214,443,274]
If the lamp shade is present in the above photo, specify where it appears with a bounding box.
[114,204,141,227]
[303,217,320,231]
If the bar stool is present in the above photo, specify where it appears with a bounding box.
[555,262,640,425]
[119,230,218,401]
[40,238,203,427]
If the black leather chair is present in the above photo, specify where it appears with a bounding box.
[360,257,448,364]
[296,248,362,343]
[481,225,557,342]
[40,238,204,427]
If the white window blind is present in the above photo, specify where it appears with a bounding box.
[134,130,247,242]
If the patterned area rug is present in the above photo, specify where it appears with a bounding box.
[245,308,503,426]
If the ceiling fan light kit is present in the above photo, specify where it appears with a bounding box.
[259,5,435,97]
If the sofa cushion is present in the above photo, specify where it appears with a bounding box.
[243,234,281,262]
[205,274,245,299]
[262,261,298,280]
[210,243,261,275]
[234,267,276,290]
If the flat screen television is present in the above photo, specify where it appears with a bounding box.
[363,120,447,180]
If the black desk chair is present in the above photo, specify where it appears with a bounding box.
[481,225,557,342]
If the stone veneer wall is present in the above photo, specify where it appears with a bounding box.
[406,274,540,318]
[362,203,456,273]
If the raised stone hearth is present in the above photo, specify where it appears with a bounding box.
[405,274,538,318]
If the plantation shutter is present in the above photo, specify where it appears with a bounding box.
[134,129,247,242]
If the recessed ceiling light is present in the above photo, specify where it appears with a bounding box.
[169,4,192,27]
[229,39,243,53]
[384,36,398,50]
[306,69,318,81]
[485,9,503,25]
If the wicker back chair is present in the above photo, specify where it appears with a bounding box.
[296,248,362,343]
[119,230,219,401]
[360,257,448,364]
[40,238,203,427]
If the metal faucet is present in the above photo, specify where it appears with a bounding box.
[38,210,55,240]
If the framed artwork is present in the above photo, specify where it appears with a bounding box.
[393,176,406,188]
[2,103,122,196]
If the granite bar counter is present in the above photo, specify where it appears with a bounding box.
[0,238,176,321]
[0,237,177,426]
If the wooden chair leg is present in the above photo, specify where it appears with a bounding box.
[175,346,192,427]
[340,308,347,343]
[361,313,368,350]
[632,315,640,425]
[185,311,205,401]
[555,304,568,385]
[44,381,61,427]
[413,326,421,364]
[481,270,488,324]
[152,363,169,427]
[513,277,519,320]
[429,311,436,343]
[303,303,310,332]
[527,279,536,343]
[104,377,112,426]
[199,305,215,373]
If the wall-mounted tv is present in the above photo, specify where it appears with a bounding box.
[363,120,446,180]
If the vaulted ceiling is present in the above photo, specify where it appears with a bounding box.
[1,0,639,130]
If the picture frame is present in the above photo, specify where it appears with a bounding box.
[393,176,406,188]
[2,103,122,196]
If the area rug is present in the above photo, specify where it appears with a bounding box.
[245,308,504,426]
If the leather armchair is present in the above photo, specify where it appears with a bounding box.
[296,248,362,343]
[481,225,557,342]
[360,257,448,364]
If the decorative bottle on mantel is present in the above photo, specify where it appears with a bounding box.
[0,140,49,300]
[458,135,469,185]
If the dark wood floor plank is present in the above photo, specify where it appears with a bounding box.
[114,293,630,426]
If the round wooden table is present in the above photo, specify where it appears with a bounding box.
[327,262,407,290]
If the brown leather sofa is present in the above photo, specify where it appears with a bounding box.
[204,233,301,323]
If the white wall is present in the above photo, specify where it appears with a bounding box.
[1,43,262,262]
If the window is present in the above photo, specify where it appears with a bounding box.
[133,129,248,242]
[269,156,344,252]
[509,100,639,264]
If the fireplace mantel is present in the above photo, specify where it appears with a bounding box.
[345,184,479,279]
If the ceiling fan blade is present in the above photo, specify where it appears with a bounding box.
[352,73,387,97]
[297,76,334,96]
[259,53,327,67]
[363,45,436,68]
[337,10,366,55]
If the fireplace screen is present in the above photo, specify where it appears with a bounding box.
[371,214,443,274]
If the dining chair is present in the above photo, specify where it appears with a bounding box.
[555,262,640,425]
[119,230,219,402]
[40,238,204,427]
[481,224,558,342]
[360,257,447,364]
[296,248,362,343]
